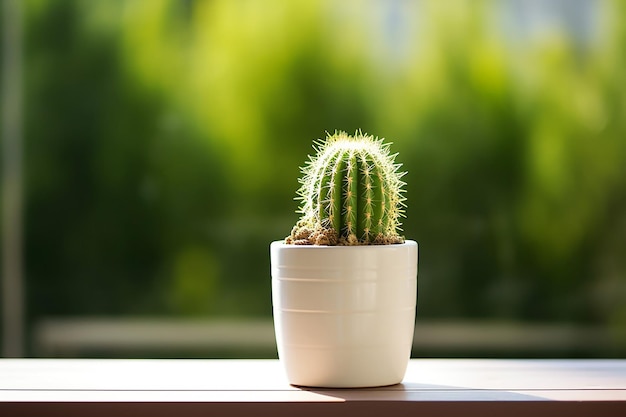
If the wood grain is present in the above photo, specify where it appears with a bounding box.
[1,359,625,416]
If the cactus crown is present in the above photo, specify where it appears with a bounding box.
[286,131,406,245]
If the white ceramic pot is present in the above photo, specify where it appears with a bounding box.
[270,240,418,388]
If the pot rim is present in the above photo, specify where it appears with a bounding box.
[271,239,417,250]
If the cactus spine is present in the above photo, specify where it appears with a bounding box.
[287,131,406,245]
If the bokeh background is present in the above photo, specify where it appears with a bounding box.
[2,0,626,358]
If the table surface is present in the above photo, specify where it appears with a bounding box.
[1,359,625,416]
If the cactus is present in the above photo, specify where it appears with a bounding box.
[286,131,406,245]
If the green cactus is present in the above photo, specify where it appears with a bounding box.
[286,131,406,245]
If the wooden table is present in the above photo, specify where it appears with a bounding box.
[1,359,625,416]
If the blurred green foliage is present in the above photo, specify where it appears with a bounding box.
[7,0,626,352]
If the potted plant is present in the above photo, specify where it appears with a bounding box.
[270,131,418,388]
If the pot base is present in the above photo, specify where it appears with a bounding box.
[279,345,411,388]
